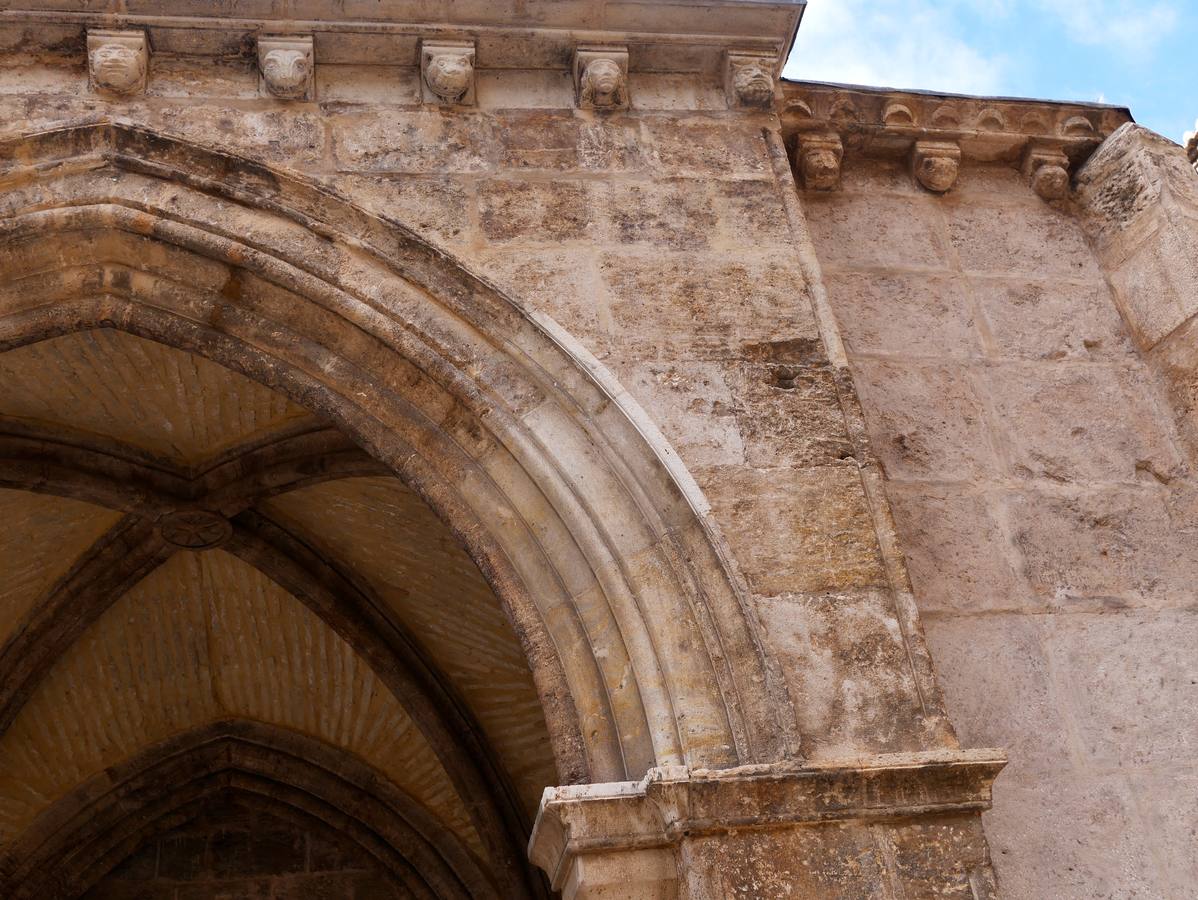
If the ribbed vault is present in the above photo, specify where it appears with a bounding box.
[0,119,800,895]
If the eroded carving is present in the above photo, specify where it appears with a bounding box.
[1187,122,1198,170]
[87,30,148,96]
[725,53,775,109]
[574,48,629,110]
[158,509,232,550]
[912,140,961,193]
[421,41,476,105]
[258,36,314,100]
[1023,145,1071,200]
[795,133,843,191]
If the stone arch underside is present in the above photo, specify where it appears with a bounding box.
[0,720,493,900]
[0,120,800,893]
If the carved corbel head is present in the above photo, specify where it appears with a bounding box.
[258,36,314,101]
[725,52,776,109]
[912,140,961,194]
[1023,145,1071,201]
[795,133,843,191]
[421,41,476,106]
[87,30,148,96]
[574,47,629,111]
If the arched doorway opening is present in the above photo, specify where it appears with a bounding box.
[0,121,798,897]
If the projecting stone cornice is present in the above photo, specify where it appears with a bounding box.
[0,0,804,79]
[782,80,1133,197]
[529,749,1007,893]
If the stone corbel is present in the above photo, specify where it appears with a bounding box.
[912,139,962,193]
[725,51,776,109]
[87,29,149,97]
[258,35,314,101]
[421,40,476,106]
[1023,144,1071,200]
[793,132,844,191]
[530,749,1006,899]
[574,46,630,111]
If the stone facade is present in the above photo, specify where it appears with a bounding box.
[0,2,1187,898]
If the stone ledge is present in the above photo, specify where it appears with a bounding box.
[0,1,805,76]
[529,748,1006,890]
[782,81,1130,161]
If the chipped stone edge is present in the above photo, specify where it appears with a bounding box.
[529,748,1007,890]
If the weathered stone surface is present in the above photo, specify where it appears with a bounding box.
[947,200,1101,279]
[479,178,595,243]
[971,276,1134,361]
[1007,485,1197,607]
[824,271,981,359]
[602,253,818,359]
[851,360,999,481]
[924,615,1070,775]
[1043,609,1198,766]
[803,192,951,270]
[983,774,1168,899]
[980,361,1183,483]
[888,485,1023,614]
[756,590,930,754]
[702,466,887,595]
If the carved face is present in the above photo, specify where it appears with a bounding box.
[732,63,773,108]
[89,43,145,94]
[261,48,311,98]
[802,147,841,191]
[915,155,959,193]
[581,58,625,108]
[426,54,473,102]
[1031,163,1070,200]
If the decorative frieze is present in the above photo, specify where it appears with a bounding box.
[782,82,1131,195]
[421,40,476,106]
[86,29,148,96]
[258,35,314,100]
[573,47,630,111]
[725,51,776,109]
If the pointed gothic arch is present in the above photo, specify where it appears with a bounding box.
[0,119,801,894]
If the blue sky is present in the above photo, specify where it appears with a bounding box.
[783,0,1192,143]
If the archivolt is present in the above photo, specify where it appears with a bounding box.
[0,720,496,899]
[0,120,798,783]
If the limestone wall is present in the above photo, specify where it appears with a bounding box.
[803,152,1198,898]
[0,55,956,762]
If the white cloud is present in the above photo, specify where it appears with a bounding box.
[1033,1,1178,56]
[784,0,1008,95]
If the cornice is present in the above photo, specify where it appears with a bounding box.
[781,80,1133,197]
[529,748,1007,891]
[0,1,805,76]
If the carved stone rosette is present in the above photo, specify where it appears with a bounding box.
[421,40,476,106]
[157,509,232,551]
[573,47,629,111]
[725,51,776,109]
[87,29,148,96]
[258,35,314,101]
